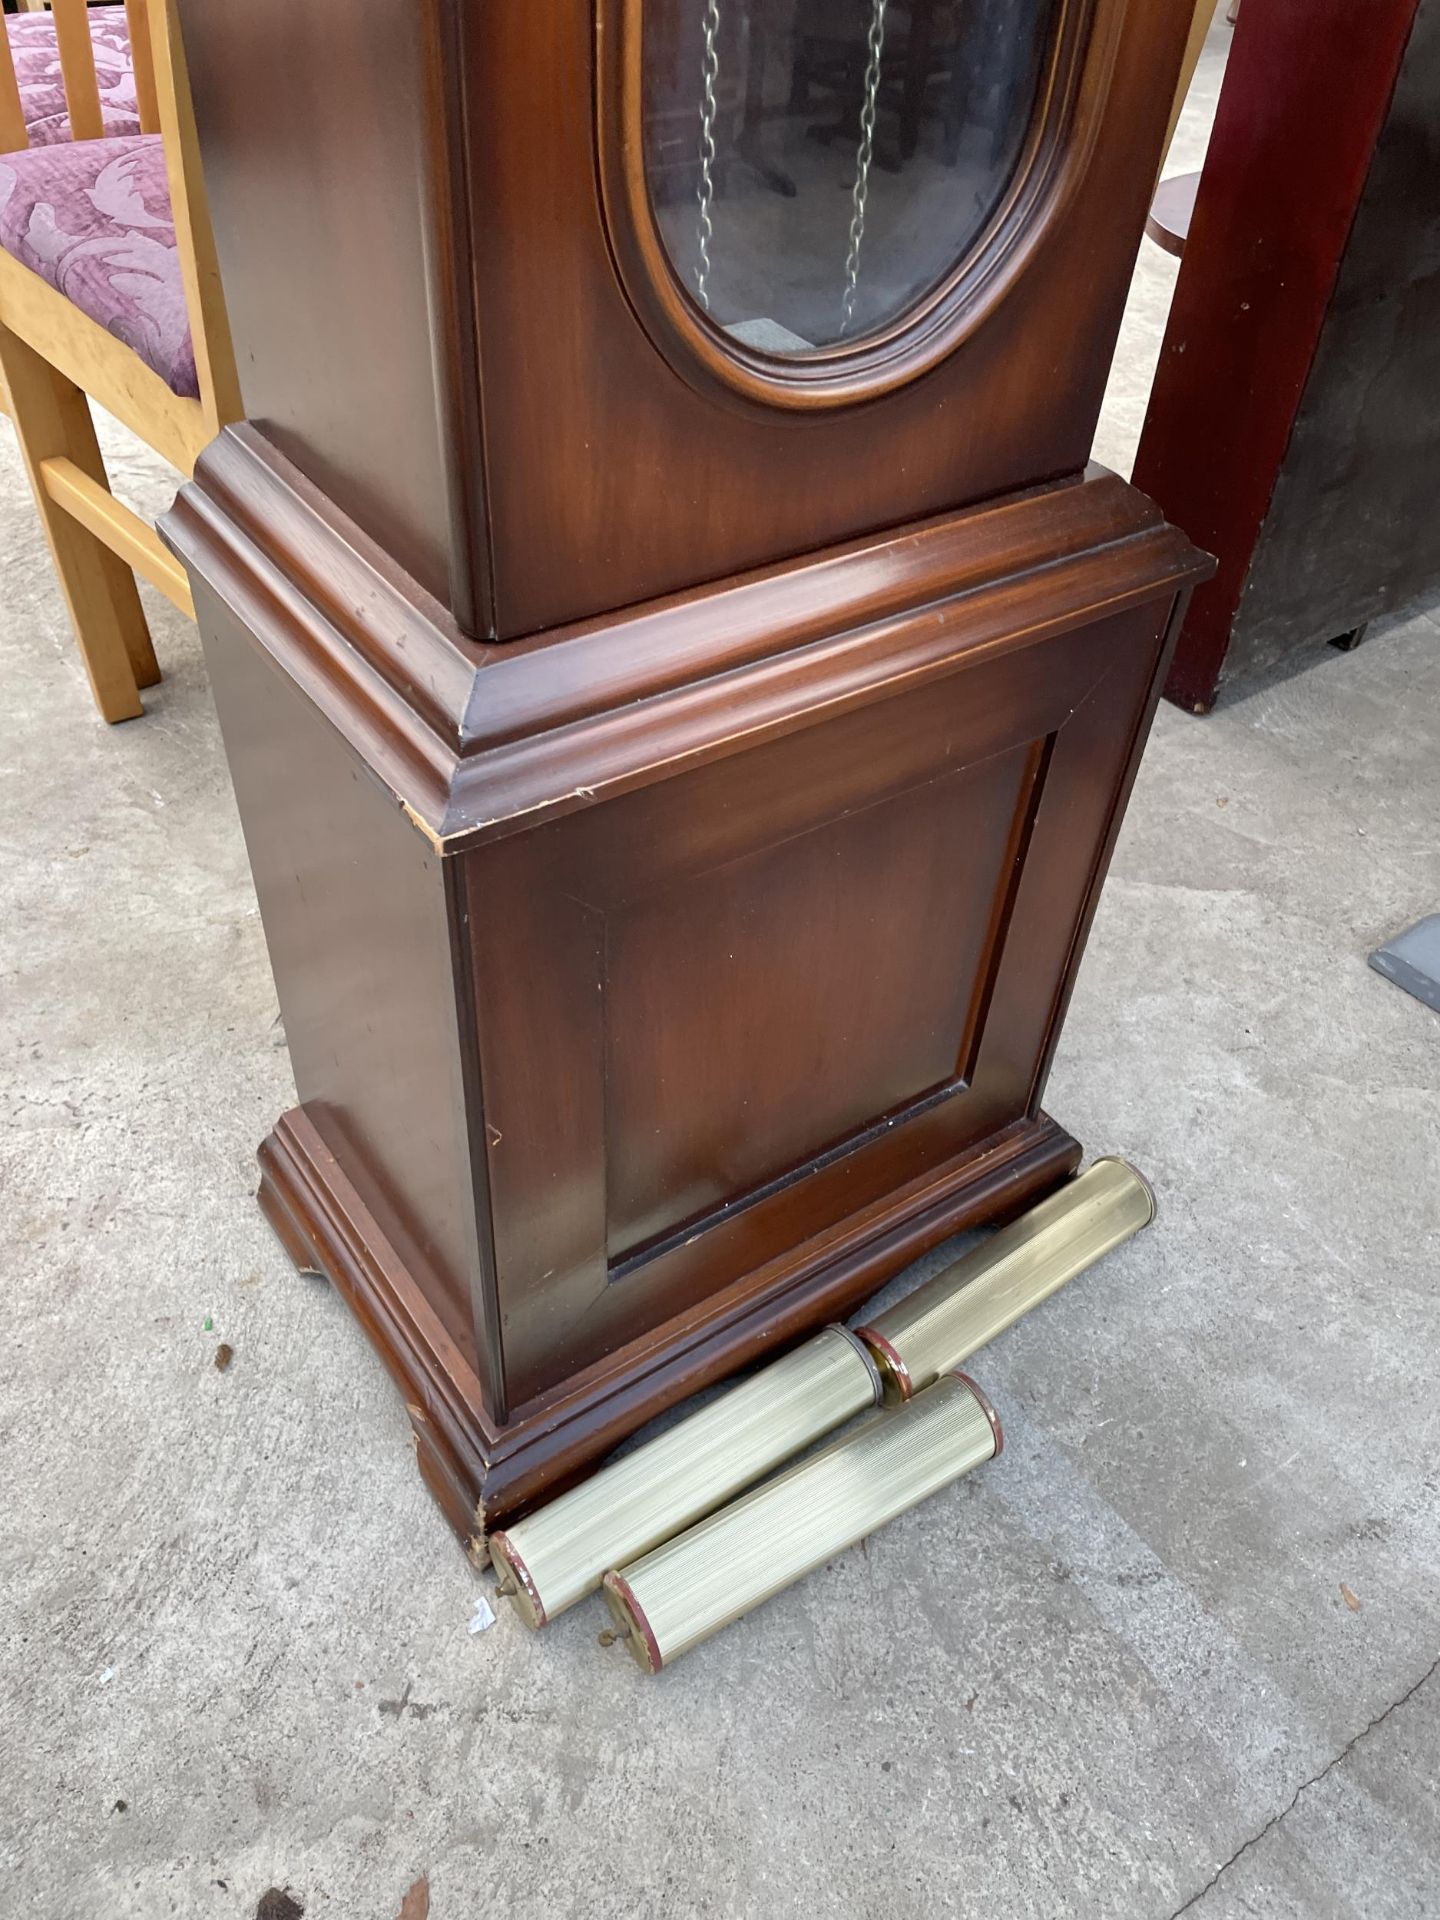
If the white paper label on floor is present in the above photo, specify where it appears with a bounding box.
[468,1595,496,1635]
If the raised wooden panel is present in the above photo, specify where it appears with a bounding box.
[601,738,1044,1260]
[465,593,1172,1410]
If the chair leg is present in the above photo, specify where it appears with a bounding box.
[0,321,161,723]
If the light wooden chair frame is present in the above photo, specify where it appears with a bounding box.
[1161,0,1220,172]
[0,0,240,721]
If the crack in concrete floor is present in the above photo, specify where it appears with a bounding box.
[1169,1656,1440,1918]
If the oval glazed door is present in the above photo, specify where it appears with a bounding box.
[597,0,1108,413]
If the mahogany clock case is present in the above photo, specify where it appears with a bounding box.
[162,0,1211,1537]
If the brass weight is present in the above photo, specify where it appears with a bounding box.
[490,1325,883,1627]
[856,1156,1154,1399]
[601,1372,1002,1673]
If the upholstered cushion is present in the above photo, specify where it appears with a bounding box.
[0,134,196,397]
[4,6,141,148]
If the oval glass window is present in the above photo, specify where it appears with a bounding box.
[642,0,1063,357]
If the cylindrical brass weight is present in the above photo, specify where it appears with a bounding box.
[857,1156,1154,1399]
[490,1325,883,1628]
[601,1371,1001,1673]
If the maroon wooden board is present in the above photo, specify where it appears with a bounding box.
[1133,0,1423,712]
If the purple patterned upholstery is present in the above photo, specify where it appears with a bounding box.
[4,6,141,148]
[0,134,196,397]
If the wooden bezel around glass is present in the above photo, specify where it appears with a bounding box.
[596,0,1128,410]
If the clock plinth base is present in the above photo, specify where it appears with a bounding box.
[257,1104,1081,1543]
[164,431,1209,1552]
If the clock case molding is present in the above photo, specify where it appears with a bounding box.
[164,0,1210,1542]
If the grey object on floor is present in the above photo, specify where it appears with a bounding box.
[1369,913,1440,1014]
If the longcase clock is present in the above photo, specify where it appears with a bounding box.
[165,0,1211,1540]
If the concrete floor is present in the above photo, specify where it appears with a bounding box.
[3,20,1439,1920]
